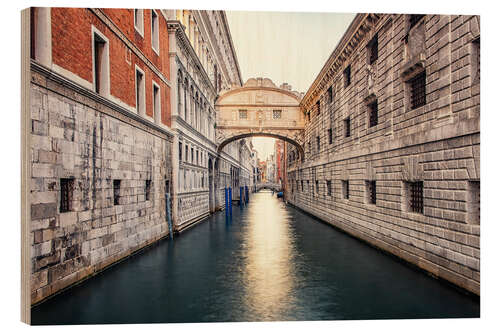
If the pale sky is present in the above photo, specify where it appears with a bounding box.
[226,11,355,159]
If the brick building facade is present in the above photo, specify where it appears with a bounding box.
[29,8,174,304]
[286,14,480,295]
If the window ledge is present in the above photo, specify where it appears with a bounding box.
[401,53,426,82]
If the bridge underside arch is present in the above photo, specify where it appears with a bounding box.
[216,130,304,161]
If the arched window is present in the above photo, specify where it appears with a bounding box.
[177,71,183,117]
[184,78,188,120]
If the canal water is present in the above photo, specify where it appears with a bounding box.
[32,191,479,324]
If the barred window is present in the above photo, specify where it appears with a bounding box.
[467,181,480,225]
[408,181,423,213]
[409,14,425,30]
[60,178,74,213]
[368,34,378,64]
[369,100,378,127]
[239,110,247,119]
[145,180,151,201]
[327,86,333,104]
[113,179,121,206]
[273,110,282,119]
[342,180,349,199]
[366,180,376,204]
[344,117,351,138]
[410,71,426,110]
[328,128,333,144]
[327,180,332,196]
[344,65,351,87]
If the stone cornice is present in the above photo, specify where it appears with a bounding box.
[90,9,171,88]
[300,13,385,111]
[167,20,216,100]
[31,61,175,141]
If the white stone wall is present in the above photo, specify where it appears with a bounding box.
[30,69,173,304]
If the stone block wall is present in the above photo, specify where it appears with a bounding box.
[30,67,173,304]
[287,14,480,295]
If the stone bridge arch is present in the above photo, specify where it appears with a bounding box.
[215,77,305,159]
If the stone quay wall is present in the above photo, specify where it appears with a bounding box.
[286,14,480,295]
[30,65,173,304]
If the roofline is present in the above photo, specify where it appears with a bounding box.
[220,11,243,86]
[215,86,302,105]
[300,13,366,107]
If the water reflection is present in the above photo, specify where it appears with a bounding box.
[242,190,297,321]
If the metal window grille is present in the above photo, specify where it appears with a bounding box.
[344,65,351,87]
[113,179,121,206]
[369,34,378,64]
[410,181,423,213]
[239,110,247,119]
[343,180,349,199]
[273,110,282,119]
[60,178,74,212]
[410,71,426,110]
[369,100,378,127]
[327,180,332,196]
[409,15,425,30]
[368,180,376,204]
[344,118,351,137]
[145,180,151,201]
[328,128,333,144]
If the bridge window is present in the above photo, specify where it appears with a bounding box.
[342,180,349,199]
[60,178,74,213]
[409,71,426,110]
[344,117,351,138]
[366,180,376,205]
[369,100,378,127]
[113,180,121,206]
[344,65,351,88]
[145,180,151,201]
[328,128,333,144]
[327,180,332,196]
[239,110,247,119]
[273,110,282,119]
[367,34,378,64]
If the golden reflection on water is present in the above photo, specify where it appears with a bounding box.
[242,191,297,320]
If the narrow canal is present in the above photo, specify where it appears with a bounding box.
[32,191,479,324]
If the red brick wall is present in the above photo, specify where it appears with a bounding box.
[50,8,170,126]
